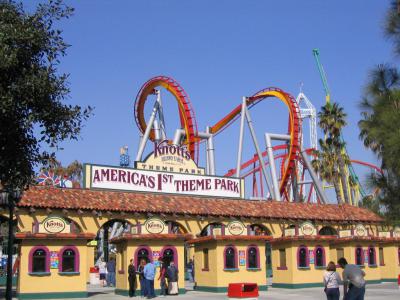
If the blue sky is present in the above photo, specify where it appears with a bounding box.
[27,1,394,197]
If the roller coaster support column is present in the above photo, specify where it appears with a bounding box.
[135,98,159,161]
[206,127,215,175]
[300,149,328,204]
[244,101,274,199]
[236,97,247,178]
[265,133,292,201]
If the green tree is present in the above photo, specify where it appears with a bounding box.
[312,138,344,204]
[317,102,350,204]
[0,0,92,191]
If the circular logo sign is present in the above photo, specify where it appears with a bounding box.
[300,222,315,236]
[227,221,245,236]
[144,218,165,234]
[43,217,66,234]
[355,224,367,237]
[393,226,400,238]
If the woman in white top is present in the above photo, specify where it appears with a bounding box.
[323,261,342,300]
[98,258,107,287]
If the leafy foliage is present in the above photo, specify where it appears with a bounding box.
[0,0,92,190]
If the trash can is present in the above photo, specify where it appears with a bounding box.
[228,283,259,299]
[89,267,100,285]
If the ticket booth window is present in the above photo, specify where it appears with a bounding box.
[62,249,76,272]
[315,246,325,267]
[379,247,384,265]
[297,246,309,268]
[32,249,47,273]
[247,246,260,269]
[224,246,237,269]
[368,246,376,266]
[135,247,152,267]
[355,247,364,265]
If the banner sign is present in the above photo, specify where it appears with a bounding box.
[50,251,59,269]
[135,140,205,175]
[309,250,314,264]
[84,164,244,199]
[339,230,352,238]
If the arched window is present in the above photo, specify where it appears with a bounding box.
[319,226,338,236]
[297,246,309,268]
[248,224,271,236]
[59,246,79,273]
[314,246,325,267]
[247,246,260,269]
[161,246,178,268]
[29,246,50,273]
[135,246,152,268]
[200,223,223,236]
[355,247,364,265]
[368,246,376,266]
[224,246,237,269]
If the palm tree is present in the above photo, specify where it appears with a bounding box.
[318,102,350,204]
[385,1,400,56]
[312,138,344,204]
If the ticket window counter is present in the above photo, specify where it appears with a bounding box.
[111,233,189,296]
[190,236,270,293]
[16,233,95,299]
[270,238,333,288]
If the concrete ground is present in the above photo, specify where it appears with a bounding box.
[2,282,399,299]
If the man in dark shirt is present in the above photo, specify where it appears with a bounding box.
[128,259,137,297]
[106,258,116,287]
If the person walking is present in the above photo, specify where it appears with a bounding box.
[98,258,107,287]
[143,259,156,299]
[338,257,366,300]
[158,259,167,297]
[186,259,194,282]
[128,259,137,297]
[106,257,116,287]
[137,259,147,298]
[167,261,179,295]
[323,261,342,300]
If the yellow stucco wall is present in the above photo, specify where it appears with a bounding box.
[194,240,266,289]
[18,240,88,294]
[380,244,400,280]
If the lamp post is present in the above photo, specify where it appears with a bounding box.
[1,188,21,300]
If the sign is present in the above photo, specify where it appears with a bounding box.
[85,164,244,199]
[363,249,368,264]
[339,230,352,238]
[38,217,70,234]
[143,218,167,234]
[87,240,98,246]
[393,226,400,238]
[309,250,314,264]
[239,250,246,266]
[226,221,245,236]
[284,228,296,237]
[299,222,316,236]
[50,251,59,269]
[354,224,368,237]
[378,231,391,238]
[135,140,205,175]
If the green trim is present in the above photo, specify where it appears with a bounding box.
[28,272,50,276]
[115,289,129,296]
[224,268,239,271]
[381,278,398,282]
[59,272,80,276]
[195,285,267,293]
[195,286,227,293]
[272,282,324,289]
[18,291,87,299]
[0,276,17,286]
[314,266,326,269]
[247,268,261,271]
[365,279,382,284]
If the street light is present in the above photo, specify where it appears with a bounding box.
[1,188,22,300]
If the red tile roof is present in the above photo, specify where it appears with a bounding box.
[17,186,383,223]
[111,233,193,243]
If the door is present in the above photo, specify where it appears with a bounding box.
[265,242,273,280]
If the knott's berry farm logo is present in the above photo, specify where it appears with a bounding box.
[43,217,66,234]
[135,140,205,175]
[227,221,245,235]
[355,224,367,237]
[144,218,165,234]
[300,222,315,236]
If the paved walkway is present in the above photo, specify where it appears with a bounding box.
[2,282,399,299]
